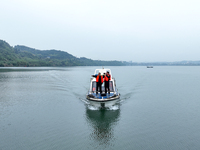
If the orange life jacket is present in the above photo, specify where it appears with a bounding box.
[96,75,103,83]
[104,74,111,82]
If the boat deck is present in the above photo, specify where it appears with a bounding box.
[91,93,115,99]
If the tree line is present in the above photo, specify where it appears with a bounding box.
[0,40,126,67]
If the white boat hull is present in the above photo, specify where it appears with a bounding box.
[86,68,120,108]
[86,93,120,107]
[88,98,120,107]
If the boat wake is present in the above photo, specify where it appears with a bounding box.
[79,98,90,104]
[87,104,120,110]
[79,95,130,110]
[79,98,120,110]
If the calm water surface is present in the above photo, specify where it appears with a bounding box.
[0,66,200,150]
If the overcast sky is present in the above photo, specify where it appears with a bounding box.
[1,0,200,62]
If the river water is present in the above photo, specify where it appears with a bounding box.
[0,66,200,150]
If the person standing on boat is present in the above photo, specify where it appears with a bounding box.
[92,72,103,94]
[104,71,111,94]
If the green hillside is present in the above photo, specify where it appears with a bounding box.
[0,40,125,67]
[0,40,17,62]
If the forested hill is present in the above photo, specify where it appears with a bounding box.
[14,45,76,60]
[0,40,126,67]
[0,40,17,62]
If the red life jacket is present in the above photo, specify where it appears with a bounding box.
[104,74,111,82]
[96,75,103,83]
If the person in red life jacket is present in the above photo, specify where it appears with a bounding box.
[92,72,103,94]
[104,71,111,94]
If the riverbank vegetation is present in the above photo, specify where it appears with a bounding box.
[0,40,126,67]
[1,39,200,67]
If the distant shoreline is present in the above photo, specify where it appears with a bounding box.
[1,39,200,67]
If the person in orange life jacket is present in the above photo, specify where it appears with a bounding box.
[104,71,111,94]
[92,72,103,94]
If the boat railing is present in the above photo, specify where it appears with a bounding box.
[94,69,112,76]
[89,80,115,93]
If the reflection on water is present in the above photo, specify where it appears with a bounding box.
[86,106,120,148]
[1,66,200,150]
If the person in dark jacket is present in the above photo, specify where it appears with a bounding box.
[92,72,103,94]
[104,71,111,94]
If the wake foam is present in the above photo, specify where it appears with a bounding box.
[79,96,130,110]
[107,105,119,110]
[87,105,100,110]
[86,104,120,110]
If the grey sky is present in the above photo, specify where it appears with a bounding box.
[1,0,200,62]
